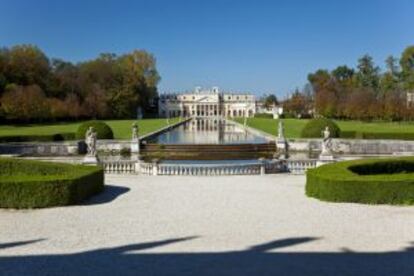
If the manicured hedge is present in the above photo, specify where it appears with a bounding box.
[254,113,274,119]
[339,131,357,139]
[76,120,114,140]
[0,158,104,208]
[306,157,414,205]
[358,132,414,140]
[301,118,340,138]
[0,133,75,143]
[338,131,414,140]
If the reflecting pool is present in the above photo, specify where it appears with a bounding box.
[147,118,269,144]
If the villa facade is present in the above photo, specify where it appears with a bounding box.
[158,87,256,118]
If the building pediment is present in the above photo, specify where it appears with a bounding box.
[194,95,219,103]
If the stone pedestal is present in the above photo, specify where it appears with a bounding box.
[276,138,287,151]
[131,153,141,162]
[259,158,266,175]
[83,155,99,165]
[152,159,159,176]
[317,154,335,167]
[131,139,140,154]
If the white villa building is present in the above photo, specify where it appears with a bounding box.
[158,87,256,118]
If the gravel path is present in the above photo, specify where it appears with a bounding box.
[1,174,413,275]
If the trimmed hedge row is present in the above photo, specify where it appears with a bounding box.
[254,113,274,119]
[339,131,414,140]
[0,133,75,143]
[306,157,414,205]
[0,158,104,208]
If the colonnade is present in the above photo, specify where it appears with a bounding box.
[166,104,255,118]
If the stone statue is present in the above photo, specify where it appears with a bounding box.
[321,126,332,155]
[275,120,287,158]
[85,126,97,157]
[132,123,139,141]
[131,122,140,154]
[278,120,284,139]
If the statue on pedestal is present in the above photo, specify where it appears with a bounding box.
[85,126,97,157]
[278,120,284,139]
[83,126,99,164]
[320,126,333,156]
[275,120,288,158]
[132,123,139,141]
[131,122,140,155]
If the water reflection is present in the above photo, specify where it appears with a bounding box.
[148,119,269,144]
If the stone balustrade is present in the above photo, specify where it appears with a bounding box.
[153,163,262,176]
[285,159,318,174]
[101,159,323,175]
[102,160,288,175]
[102,160,136,174]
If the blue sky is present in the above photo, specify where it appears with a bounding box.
[1,0,413,97]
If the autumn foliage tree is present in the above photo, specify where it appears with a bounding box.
[1,84,50,121]
[305,46,414,121]
[0,44,160,122]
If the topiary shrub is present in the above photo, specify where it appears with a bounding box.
[306,157,414,205]
[76,120,114,140]
[0,133,76,143]
[301,118,340,138]
[0,158,104,208]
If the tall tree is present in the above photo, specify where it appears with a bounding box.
[283,89,308,117]
[355,54,380,89]
[400,46,414,89]
[1,84,50,121]
[263,94,278,108]
[5,45,50,88]
[332,65,354,82]
[308,69,338,117]
[47,59,79,98]
[381,56,401,93]
[0,48,8,94]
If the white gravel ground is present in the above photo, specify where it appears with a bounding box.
[1,174,413,275]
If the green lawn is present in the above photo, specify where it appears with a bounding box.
[3,117,414,141]
[0,118,181,140]
[234,118,414,138]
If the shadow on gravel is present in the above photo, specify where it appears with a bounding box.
[82,185,130,206]
[0,239,45,250]
[1,236,413,275]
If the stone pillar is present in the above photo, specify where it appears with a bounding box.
[276,120,288,156]
[152,159,159,176]
[259,158,266,175]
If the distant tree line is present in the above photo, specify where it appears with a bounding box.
[283,46,414,121]
[0,44,160,122]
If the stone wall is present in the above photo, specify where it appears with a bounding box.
[0,119,190,156]
[3,138,414,157]
[234,120,414,155]
[0,142,79,156]
[287,139,414,154]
